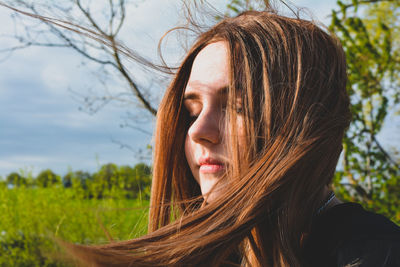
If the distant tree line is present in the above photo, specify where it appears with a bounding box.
[0,163,152,199]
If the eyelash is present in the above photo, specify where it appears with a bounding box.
[188,107,242,120]
[186,105,243,125]
[188,114,198,123]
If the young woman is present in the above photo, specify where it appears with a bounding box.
[60,8,400,267]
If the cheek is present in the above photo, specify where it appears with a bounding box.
[184,134,198,180]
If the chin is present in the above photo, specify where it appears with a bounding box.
[200,183,223,203]
[202,192,219,203]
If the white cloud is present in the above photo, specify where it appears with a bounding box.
[0,155,58,177]
[40,63,70,93]
[2,0,397,180]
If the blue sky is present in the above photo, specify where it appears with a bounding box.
[0,0,398,178]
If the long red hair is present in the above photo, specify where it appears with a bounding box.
[63,9,350,267]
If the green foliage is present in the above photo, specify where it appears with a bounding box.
[0,185,149,266]
[223,0,400,224]
[218,0,268,19]
[36,169,61,188]
[0,232,50,267]
[329,0,400,224]
[0,163,152,265]
[3,162,152,200]
[62,170,91,189]
[85,163,152,200]
[0,179,6,188]
[6,172,27,187]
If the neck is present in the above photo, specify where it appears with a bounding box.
[319,186,342,214]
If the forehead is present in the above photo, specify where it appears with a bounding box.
[185,41,229,94]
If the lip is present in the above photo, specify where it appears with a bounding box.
[198,157,225,173]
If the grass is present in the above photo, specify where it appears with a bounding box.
[0,186,149,266]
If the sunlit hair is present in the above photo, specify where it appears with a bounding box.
[62,8,350,267]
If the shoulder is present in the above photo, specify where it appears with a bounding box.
[303,202,400,267]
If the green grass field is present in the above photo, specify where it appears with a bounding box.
[0,186,149,266]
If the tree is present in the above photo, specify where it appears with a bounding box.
[87,163,152,199]
[63,170,92,189]
[329,0,400,222]
[224,0,400,222]
[6,172,27,187]
[36,169,61,187]
[128,163,152,198]
[0,0,160,117]
[2,0,399,220]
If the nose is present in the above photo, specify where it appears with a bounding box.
[187,108,221,145]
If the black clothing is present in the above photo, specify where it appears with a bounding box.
[303,202,400,267]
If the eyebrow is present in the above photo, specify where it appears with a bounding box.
[183,84,229,100]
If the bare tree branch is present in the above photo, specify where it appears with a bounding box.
[108,0,115,35]
[76,0,107,36]
[0,1,159,117]
[47,23,117,66]
[0,41,67,52]
[372,134,400,169]
[114,0,125,36]
[112,42,158,115]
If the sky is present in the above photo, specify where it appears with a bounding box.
[0,0,398,178]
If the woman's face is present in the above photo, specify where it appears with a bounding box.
[184,41,244,202]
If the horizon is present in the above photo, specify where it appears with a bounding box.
[1,0,398,178]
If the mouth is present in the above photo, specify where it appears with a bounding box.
[198,157,225,173]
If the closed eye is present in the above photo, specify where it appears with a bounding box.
[189,113,199,124]
[184,98,202,124]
